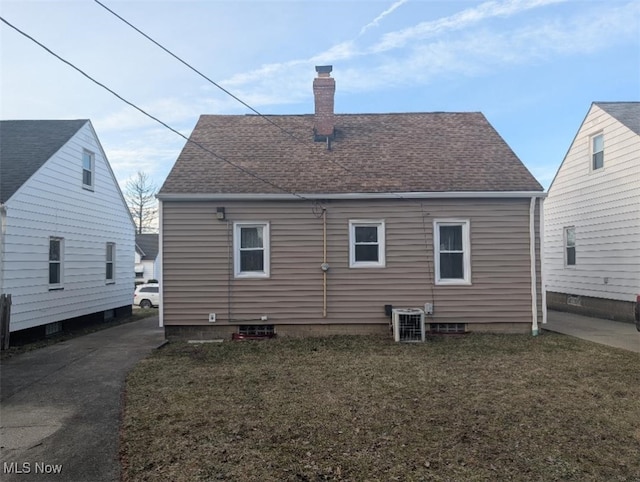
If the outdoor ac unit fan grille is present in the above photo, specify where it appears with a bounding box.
[392,309,425,342]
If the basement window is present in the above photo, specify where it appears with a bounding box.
[429,323,466,334]
[233,325,276,340]
[238,325,275,336]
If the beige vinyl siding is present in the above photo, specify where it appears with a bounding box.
[162,198,542,327]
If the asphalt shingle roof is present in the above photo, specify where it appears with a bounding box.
[594,102,640,135]
[0,119,88,202]
[159,112,543,196]
[135,233,159,260]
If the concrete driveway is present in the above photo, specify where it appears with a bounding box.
[544,309,640,353]
[0,315,164,481]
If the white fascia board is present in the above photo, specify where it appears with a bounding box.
[157,191,547,201]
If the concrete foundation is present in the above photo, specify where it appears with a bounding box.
[546,291,635,323]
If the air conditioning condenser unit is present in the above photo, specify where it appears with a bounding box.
[392,308,425,342]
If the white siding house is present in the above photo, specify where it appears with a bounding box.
[0,120,135,334]
[135,233,159,284]
[544,102,640,321]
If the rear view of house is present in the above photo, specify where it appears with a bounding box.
[0,120,135,338]
[158,66,545,340]
[544,102,640,321]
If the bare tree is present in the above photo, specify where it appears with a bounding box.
[125,171,158,234]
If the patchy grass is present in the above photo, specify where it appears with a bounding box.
[1,308,158,359]
[121,333,640,481]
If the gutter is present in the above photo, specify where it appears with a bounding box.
[157,191,547,202]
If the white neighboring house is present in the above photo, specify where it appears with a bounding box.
[135,233,160,284]
[544,102,640,321]
[0,119,136,334]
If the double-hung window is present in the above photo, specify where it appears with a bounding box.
[591,134,604,170]
[234,222,270,278]
[565,227,576,267]
[49,237,63,288]
[106,242,115,283]
[434,220,471,285]
[82,150,94,189]
[349,220,385,268]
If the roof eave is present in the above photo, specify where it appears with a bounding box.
[157,191,547,201]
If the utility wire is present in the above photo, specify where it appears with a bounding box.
[0,15,309,202]
[93,0,304,143]
[92,0,382,181]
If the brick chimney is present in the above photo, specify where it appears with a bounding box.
[313,65,335,140]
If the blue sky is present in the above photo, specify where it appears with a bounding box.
[1,0,639,191]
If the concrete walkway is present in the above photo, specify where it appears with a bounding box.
[544,309,640,353]
[0,316,164,482]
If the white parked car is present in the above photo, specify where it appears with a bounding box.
[134,284,159,309]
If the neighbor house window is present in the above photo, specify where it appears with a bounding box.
[234,222,270,278]
[49,237,63,288]
[349,220,386,268]
[565,227,576,267]
[82,150,94,189]
[592,134,604,170]
[106,242,115,282]
[434,220,471,285]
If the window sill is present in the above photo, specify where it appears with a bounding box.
[235,273,270,279]
[82,185,94,191]
[435,280,472,286]
[49,287,64,291]
[350,264,386,269]
[106,281,116,285]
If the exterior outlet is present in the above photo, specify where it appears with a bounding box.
[209,313,216,323]
[260,315,268,321]
[424,303,434,315]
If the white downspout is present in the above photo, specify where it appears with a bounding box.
[529,196,539,336]
[540,198,547,325]
[158,199,163,328]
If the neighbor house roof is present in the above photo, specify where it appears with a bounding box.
[0,119,88,203]
[159,112,543,196]
[135,233,159,260]
[594,102,640,135]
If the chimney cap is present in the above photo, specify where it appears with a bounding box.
[315,65,333,75]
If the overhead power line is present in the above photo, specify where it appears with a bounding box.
[94,0,304,143]
[0,15,309,202]
[92,0,379,181]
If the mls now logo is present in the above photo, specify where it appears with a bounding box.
[3,462,63,474]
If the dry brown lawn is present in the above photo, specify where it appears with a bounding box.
[121,332,640,481]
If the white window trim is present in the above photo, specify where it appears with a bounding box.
[49,237,64,289]
[82,149,95,190]
[233,222,270,279]
[564,226,576,268]
[590,132,604,172]
[349,220,386,268]
[433,219,471,285]
[106,242,116,283]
